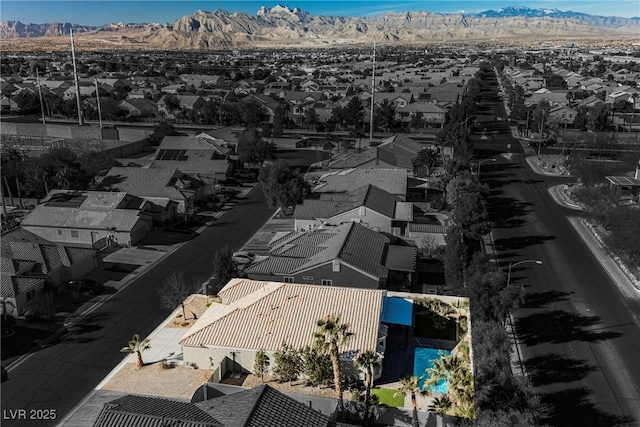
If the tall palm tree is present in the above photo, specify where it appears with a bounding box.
[355,350,381,425]
[394,375,428,427]
[314,314,353,413]
[354,350,381,406]
[120,334,151,369]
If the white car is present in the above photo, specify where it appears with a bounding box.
[232,252,256,265]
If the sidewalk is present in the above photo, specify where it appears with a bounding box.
[525,154,640,291]
[6,186,258,374]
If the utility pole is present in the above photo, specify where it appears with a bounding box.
[537,113,544,157]
[70,29,84,126]
[94,79,103,130]
[36,68,46,127]
[369,40,376,140]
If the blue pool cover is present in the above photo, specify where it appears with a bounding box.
[381,297,413,326]
[414,347,450,394]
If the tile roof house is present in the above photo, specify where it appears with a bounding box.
[311,168,408,200]
[118,98,158,118]
[244,222,409,289]
[63,84,98,100]
[194,384,330,427]
[92,384,329,427]
[151,136,233,182]
[549,105,578,125]
[179,278,388,380]
[159,136,232,158]
[526,90,571,107]
[421,83,466,108]
[93,394,225,427]
[293,184,412,235]
[396,102,447,126]
[1,228,96,317]
[20,190,153,249]
[158,95,206,118]
[103,167,209,224]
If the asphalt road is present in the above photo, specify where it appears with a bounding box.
[477,72,640,425]
[1,184,276,427]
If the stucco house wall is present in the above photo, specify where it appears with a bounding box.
[23,221,149,248]
[247,262,382,289]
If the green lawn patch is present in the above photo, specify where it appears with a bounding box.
[372,388,404,407]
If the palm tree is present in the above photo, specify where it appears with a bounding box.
[355,350,381,425]
[394,375,428,427]
[412,146,441,177]
[428,395,452,414]
[120,334,151,369]
[314,314,353,412]
[355,350,380,406]
[425,353,464,407]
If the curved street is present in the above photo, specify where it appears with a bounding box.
[477,71,640,426]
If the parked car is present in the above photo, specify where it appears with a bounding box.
[231,251,256,265]
[64,279,105,296]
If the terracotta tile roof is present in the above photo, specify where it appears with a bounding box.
[93,395,223,427]
[180,279,384,354]
[196,385,328,427]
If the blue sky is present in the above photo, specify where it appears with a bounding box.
[2,1,639,25]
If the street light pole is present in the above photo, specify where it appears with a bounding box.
[507,259,543,287]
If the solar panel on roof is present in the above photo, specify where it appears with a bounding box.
[46,194,87,208]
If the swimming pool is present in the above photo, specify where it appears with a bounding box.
[414,347,450,394]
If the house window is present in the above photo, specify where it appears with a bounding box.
[57,229,63,236]
[359,207,366,216]
[284,277,294,283]
[71,230,79,238]
[26,290,35,301]
[302,276,313,281]
[332,259,340,272]
[321,279,333,286]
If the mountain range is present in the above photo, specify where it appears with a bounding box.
[2,5,639,49]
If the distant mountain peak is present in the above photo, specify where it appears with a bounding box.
[2,4,638,49]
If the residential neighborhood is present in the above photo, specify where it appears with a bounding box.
[2,6,640,427]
